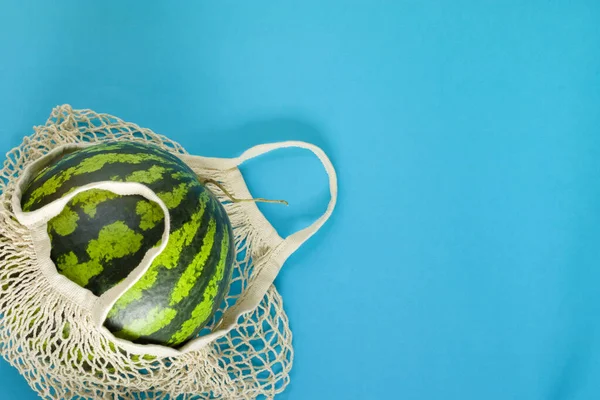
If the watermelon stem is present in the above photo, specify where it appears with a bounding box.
[201,179,289,206]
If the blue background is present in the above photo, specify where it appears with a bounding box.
[1,1,600,399]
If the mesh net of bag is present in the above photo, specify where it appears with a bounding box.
[0,105,294,400]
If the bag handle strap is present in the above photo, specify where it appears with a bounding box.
[179,141,338,352]
[234,141,338,265]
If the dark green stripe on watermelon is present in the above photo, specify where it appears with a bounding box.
[21,142,235,347]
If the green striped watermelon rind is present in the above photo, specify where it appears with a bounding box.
[18,140,236,351]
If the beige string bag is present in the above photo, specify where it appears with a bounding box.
[0,105,337,399]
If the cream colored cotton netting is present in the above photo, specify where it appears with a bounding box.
[0,105,306,399]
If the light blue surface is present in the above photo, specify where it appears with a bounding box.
[1,1,600,399]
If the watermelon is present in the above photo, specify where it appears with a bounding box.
[21,141,235,347]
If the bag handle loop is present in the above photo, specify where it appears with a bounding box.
[234,141,338,265]
[203,141,338,335]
